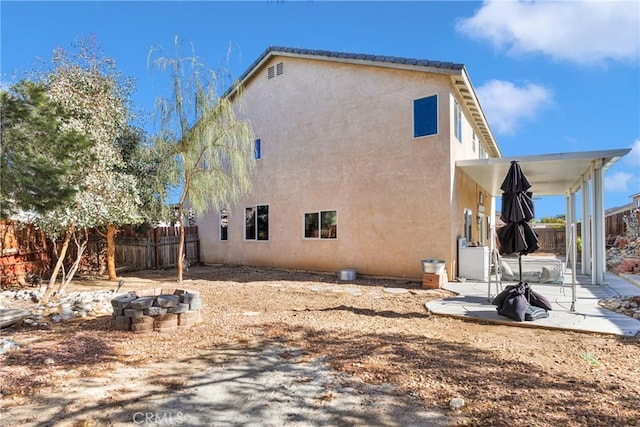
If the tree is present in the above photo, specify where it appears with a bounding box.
[0,81,91,218]
[35,37,146,300]
[101,125,172,279]
[538,214,566,226]
[150,37,256,282]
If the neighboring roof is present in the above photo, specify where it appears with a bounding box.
[227,46,501,158]
[456,148,632,197]
[605,202,635,215]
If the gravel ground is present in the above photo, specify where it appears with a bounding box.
[1,264,639,426]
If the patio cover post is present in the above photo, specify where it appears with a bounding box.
[581,176,591,275]
[567,192,578,311]
[571,223,577,312]
[592,162,606,284]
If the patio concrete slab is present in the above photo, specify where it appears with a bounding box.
[426,272,640,337]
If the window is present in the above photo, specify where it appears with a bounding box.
[276,62,283,76]
[454,100,462,143]
[254,138,261,160]
[472,131,477,153]
[479,143,487,159]
[304,210,337,239]
[463,208,473,242]
[245,205,269,240]
[267,66,275,79]
[413,95,438,138]
[219,208,229,241]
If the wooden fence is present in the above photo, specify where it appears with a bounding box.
[1,220,50,287]
[534,227,566,253]
[87,226,200,272]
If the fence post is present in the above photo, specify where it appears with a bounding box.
[154,227,160,270]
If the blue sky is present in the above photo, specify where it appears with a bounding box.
[2,1,639,219]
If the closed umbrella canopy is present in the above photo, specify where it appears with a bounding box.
[497,221,539,256]
[500,160,531,193]
[501,191,535,223]
[497,161,539,258]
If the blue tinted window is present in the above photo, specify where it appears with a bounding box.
[413,95,437,138]
[254,138,261,160]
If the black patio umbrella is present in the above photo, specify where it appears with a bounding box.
[497,161,539,261]
[494,161,548,321]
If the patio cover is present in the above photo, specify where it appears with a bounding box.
[456,148,632,287]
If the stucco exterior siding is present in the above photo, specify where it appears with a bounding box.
[198,52,493,279]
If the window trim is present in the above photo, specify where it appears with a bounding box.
[303,209,338,240]
[412,94,438,139]
[463,208,473,243]
[454,99,463,143]
[245,204,269,241]
[219,208,229,241]
[472,131,477,153]
[254,138,262,160]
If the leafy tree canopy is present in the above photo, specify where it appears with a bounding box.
[0,80,92,218]
[149,36,256,282]
[34,37,145,238]
[538,214,566,224]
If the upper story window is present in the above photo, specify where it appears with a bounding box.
[454,100,462,143]
[245,205,269,241]
[413,95,438,138]
[479,143,487,159]
[304,210,338,239]
[254,138,262,160]
[472,131,477,153]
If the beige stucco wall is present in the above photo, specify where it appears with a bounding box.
[198,55,493,279]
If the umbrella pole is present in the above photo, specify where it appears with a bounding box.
[519,254,522,282]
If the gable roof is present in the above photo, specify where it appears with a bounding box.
[227,46,501,158]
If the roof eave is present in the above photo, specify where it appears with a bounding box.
[451,68,502,159]
[226,46,464,98]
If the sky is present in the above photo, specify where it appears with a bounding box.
[1,0,639,219]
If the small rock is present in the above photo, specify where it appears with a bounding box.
[383,288,408,294]
[450,397,465,409]
[0,338,21,354]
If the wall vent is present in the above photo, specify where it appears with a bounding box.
[268,62,284,80]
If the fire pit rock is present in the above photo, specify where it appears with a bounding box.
[111,288,202,333]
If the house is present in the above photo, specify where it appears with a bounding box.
[197,47,498,280]
[197,47,630,283]
[605,192,640,238]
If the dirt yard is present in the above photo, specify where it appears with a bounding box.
[1,265,639,426]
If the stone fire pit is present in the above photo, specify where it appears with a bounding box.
[111,288,202,333]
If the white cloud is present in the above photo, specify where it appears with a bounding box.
[605,171,634,192]
[457,0,640,65]
[475,79,552,134]
[623,138,640,168]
